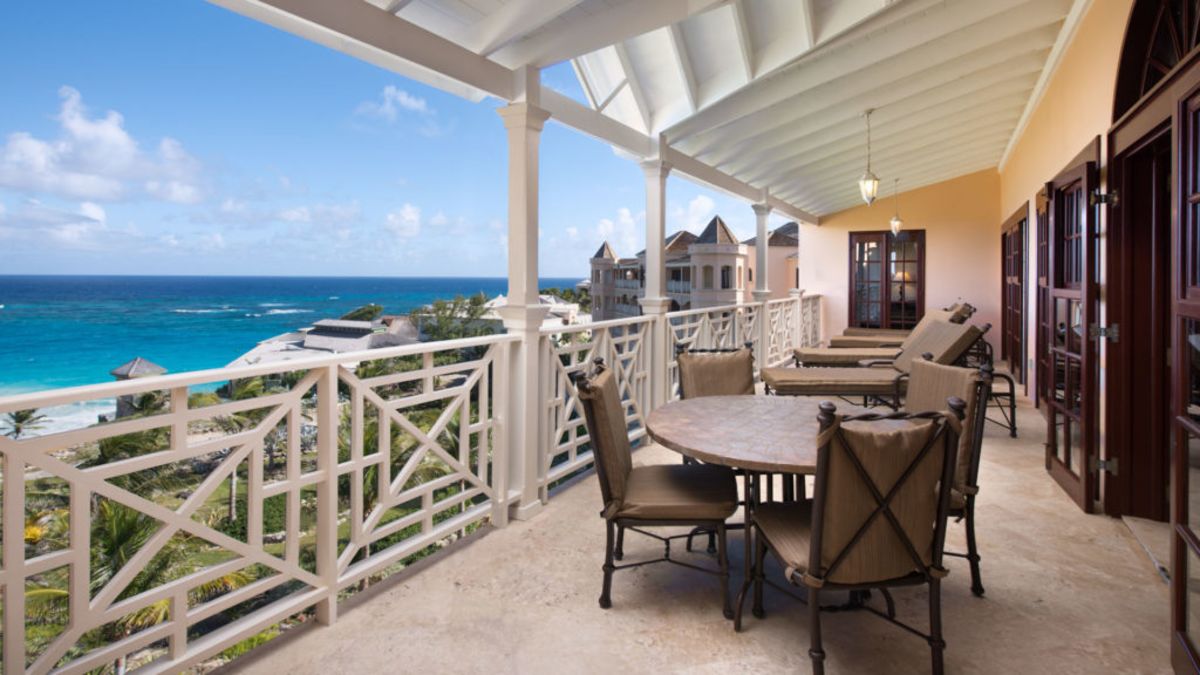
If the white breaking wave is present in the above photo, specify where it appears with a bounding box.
[16,399,118,437]
[258,302,291,307]
[171,308,240,314]
[264,308,312,315]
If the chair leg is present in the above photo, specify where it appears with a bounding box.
[600,520,615,609]
[717,523,733,620]
[808,588,825,675]
[965,502,984,597]
[929,578,946,675]
[613,524,625,561]
[752,532,766,619]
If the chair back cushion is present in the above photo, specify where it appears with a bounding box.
[894,322,982,372]
[906,360,982,491]
[947,303,975,323]
[576,367,634,517]
[895,310,953,351]
[678,348,755,399]
[816,419,953,584]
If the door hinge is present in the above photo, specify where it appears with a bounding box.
[1090,189,1118,206]
[1088,323,1119,343]
[1090,456,1119,475]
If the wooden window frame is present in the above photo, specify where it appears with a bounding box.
[847,229,927,329]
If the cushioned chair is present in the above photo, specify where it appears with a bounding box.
[761,323,988,408]
[829,303,975,348]
[737,401,964,675]
[573,360,738,618]
[904,359,993,597]
[677,344,756,399]
[796,317,971,368]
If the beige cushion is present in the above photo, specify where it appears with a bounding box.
[948,303,974,323]
[831,309,953,350]
[829,335,907,348]
[818,421,947,584]
[761,365,902,397]
[755,501,814,576]
[616,464,738,521]
[678,348,755,399]
[893,321,982,372]
[576,368,634,517]
[841,327,910,338]
[794,346,900,367]
[905,359,982,493]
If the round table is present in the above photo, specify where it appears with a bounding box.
[645,395,907,475]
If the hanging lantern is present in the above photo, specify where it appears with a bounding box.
[858,109,879,205]
[889,178,903,235]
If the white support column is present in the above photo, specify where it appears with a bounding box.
[752,200,772,303]
[639,157,672,408]
[496,79,551,522]
[791,220,805,347]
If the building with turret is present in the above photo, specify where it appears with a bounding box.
[589,216,799,320]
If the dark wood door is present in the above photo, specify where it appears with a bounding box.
[848,230,926,330]
[1044,155,1100,511]
[1035,193,1050,409]
[1001,211,1027,384]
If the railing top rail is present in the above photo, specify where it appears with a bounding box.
[539,314,656,336]
[0,332,519,412]
[664,302,751,320]
[764,297,798,307]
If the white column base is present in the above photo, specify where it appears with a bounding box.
[510,498,545,521]
[498,304,552,523]
[752,290,772,303]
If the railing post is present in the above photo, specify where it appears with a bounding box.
[497,311,549,520]
[791,288,804,350]
[315,364,339,625]
[640,155,672,409]
[3,444,26,673]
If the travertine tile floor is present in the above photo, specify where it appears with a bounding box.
[236,397,1169,674]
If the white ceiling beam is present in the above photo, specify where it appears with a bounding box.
[730,0,756,82]
[794,157,1000,214]
[998,0,1093,171]
[570,58,598,108]
[472,0,584,57]
[208,0,513,101]
[491,0,728,69]
[614,43,653,133]
[784,151,1003,209]
[595,78,628,112]
[799,0,817,48]
[383,0,414,14]
[732,90,1031,184]
[665,0,1064,144]
[541,89,653,156]
[667,24,699,112]
[688,36,1054,163]
[664,146,819,224]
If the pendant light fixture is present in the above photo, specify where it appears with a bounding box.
[858,108,879,205]
[889,178,904,235]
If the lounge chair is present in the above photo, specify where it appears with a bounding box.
[572,360,737,618]
[761,323,987,408]
[736,401,964,675]
[829,303,975,348]
[795,316,972,368]
[904,359,992,596]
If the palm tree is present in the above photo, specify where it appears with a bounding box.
[3,408,48,439]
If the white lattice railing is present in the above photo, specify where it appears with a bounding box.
[800,293,822,347]
[765,297,799,366]
[539,316,654,495]
[0,333,516,674]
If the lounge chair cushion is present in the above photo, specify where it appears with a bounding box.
[905,360,981,492]
[616,463,738,521]
[892,322,982,372]
[794,346,900,367]
[576,368,634,516]
[761,365,902,396]
[678,348,755,398]
[828,334,908,348]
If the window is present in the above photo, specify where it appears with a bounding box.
[703,265,714,289]
[848,230,926,329]
[721,265,733,290]
[748,267,753,283]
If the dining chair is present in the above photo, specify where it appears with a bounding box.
[737,400,964,675]
[676,342,756,400]
[904,358,993,596]
[572,359,738,618]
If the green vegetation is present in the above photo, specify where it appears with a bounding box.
[541,286,591,313]
[3,408,48,438]
[411,293,493,342]
[340,303,383,321]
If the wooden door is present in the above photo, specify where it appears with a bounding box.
[1044,155,1100,511]
[848,230,926,329]
[1036,193,1050,409]
[1001,209,1027,384]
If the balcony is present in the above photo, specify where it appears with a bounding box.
[667,279,692,294]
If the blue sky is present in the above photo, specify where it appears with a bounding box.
[0,1,790,278]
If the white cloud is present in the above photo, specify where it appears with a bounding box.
[385,203,421,238]
[597,207,640,254]
[279,206,311,223]
[356,86,430,122]
[430,211,448,227]
[679,194,715,232]
[0,87,204,203]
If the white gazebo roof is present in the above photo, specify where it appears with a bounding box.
[212,0,1084,218]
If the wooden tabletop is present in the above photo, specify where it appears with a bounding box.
[645,395,911,474]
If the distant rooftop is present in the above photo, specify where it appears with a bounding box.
[110,356,166,379]
[695,216,739,245]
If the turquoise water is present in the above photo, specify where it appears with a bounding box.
[0,275,578,394]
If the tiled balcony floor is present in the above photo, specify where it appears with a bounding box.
[236,397,1169,674]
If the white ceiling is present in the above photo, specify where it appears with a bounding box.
[249,0,1084,218]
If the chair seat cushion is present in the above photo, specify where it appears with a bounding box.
[842,327,911,338]
[828,335,907,348]
[794,347,900,367]
[616,464,738,521]
[761,366,902,396]
[755,500,814,576]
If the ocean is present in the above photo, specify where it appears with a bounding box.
[0,275,579,432]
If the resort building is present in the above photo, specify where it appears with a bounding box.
[4,1,1200,673]
[590,216,799,319]
[228,317,420,367]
